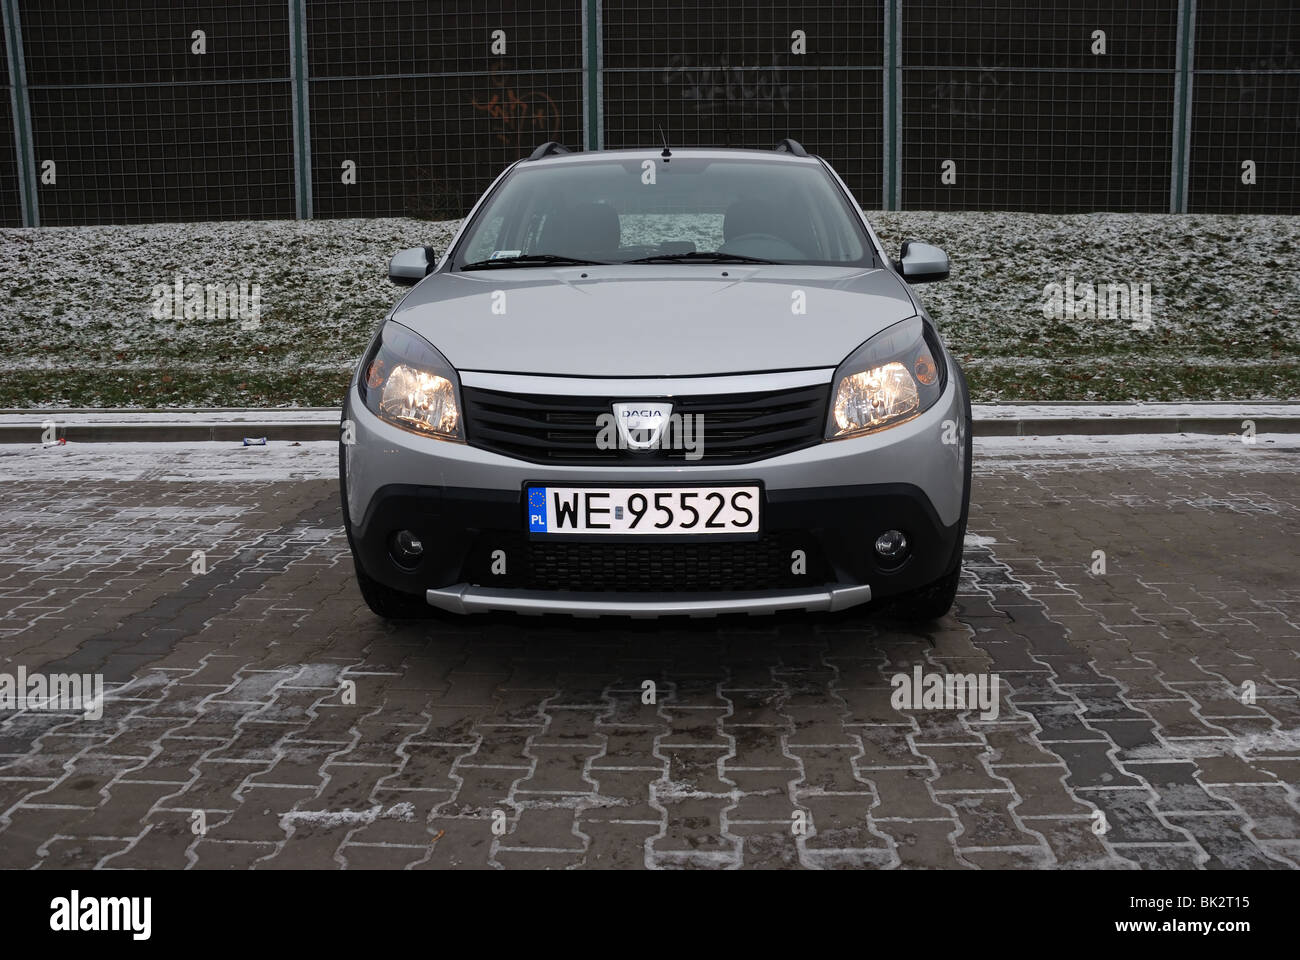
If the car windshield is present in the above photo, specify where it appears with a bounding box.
[453,155,877,268]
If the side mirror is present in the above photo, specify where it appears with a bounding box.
[894,240,949,283]
[389,247,437,286]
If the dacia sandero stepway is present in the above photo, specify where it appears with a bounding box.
[340,140,970,620]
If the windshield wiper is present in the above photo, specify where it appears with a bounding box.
[624,251,775,264]
[460,254,606,270]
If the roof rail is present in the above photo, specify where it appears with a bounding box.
[773,138,809,157]
[527,141,571,161]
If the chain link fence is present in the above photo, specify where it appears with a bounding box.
[305,1,584,219]
[900,1,1178,212]
[1,0,1296,227]
[602,1,884,206]
[1189,0,1300,213]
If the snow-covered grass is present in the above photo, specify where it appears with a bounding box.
[868,211,1299,403]
[0,212,1295,407]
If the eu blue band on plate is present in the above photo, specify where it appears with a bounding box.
[528,487,548,533]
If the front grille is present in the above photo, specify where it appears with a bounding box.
[521,536,823,592]
[461,531,829,592]
[461,383,831,465]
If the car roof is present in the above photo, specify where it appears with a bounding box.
[521,146,822,168]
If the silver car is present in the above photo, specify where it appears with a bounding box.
[340,140,971,621]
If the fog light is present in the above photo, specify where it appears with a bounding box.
[390,529,424,566]
[875,530,908,560]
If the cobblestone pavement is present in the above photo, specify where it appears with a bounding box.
[0,436,1296,870]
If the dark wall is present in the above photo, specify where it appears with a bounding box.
[305,1,583,219]
[899,0,1178,213]
[1189,0,1300,213]
[602,1,884,208]
[18,0,294,224]
[0,83,18,227]
[4,1,1297,225]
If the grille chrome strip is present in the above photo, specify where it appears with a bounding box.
[459,368,834,396]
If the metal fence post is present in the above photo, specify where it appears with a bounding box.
[288,0,312,218]
[2,0,38,226]
[1170,0,1196,213]
[583,0,603,150]
[882,0,901,210]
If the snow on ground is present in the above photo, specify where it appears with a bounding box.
[280,803,415,829]
[974,431,1300,456]
[972,432,1300,479]
[0,212,1296,406]
[2,434,1294,483]
[972,401,1300,419]
[0,409,340,426]
[0,441,341,482]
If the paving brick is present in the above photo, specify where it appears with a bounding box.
[0,451,1294,870]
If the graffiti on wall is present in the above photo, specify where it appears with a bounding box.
[925,59,1011,122]
[661,54,794,114]
[471,64,562,152]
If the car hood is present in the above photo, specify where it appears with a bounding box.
[390,264,917,377]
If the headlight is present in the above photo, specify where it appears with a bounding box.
[359,321,463,441]
[825,317,945,440]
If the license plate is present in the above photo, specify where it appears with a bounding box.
[527,485,760,535]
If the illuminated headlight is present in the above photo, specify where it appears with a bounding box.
[360,321,463,441]
[832,361,920,434]
[826,317,945,440]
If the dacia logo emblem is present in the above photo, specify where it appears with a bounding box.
[612,401,673,450]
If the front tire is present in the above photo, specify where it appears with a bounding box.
[886,564,961,621]
[351,553,440,620]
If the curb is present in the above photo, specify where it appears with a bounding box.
[0,423,342,444]
[972,417,1300,437]
[0,405,1297,443]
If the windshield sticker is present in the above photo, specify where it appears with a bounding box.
[489,250,522,260]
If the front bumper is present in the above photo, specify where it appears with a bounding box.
[347,478,959,613]
[342,365,968,617]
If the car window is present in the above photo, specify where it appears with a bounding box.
[453,156,875,267]
[463,214,506,262]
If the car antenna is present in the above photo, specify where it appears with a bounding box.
[658,125,671,161]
